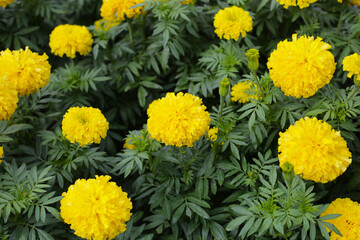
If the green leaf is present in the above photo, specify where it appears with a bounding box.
[187,202,210,219]
[226,216,249,231]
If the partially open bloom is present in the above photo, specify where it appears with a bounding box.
[123,138,136,150]
[343,53,360,79]
[0,146,3,164]
[49,25,93,58]
[277,0,318,8]
[213,6,253,41]
[278,117,352,183]
[0,47,51,96]
[147,92,211,147]
[62,107,109,146]
[231,81,260,103]
[321,198,360,239]
[61,175,133,240]
[0,79,18,121]
[207,127,219,142]
[267,34,336,98]
[94,19,119,31]
[100,0,145,22]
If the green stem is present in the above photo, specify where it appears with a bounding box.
[126,18,135,50]
[141,14,147,40]
[219,95,225,120]
[252,70,265,97]
[336,10,344,35]
[345,85,360,102]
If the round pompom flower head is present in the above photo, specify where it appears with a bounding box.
[60,175,133,240]
[320,198,360,239]
[278,117,352,183]
[231,81,260,103]
[276,0,318,8]
[147,92,211,147]
[62,107,109,147]
[343,53,360,80]
[49,24,93,58]
[267,34,336,98]
[100,0,145,22]
[213,6,253,41]
[0,79,18,121]
[0,47,51,96]
[0,0,14,8]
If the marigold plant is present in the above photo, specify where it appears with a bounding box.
[62,106,109,146]
[49,24,93,58]
[213,6,253,41]
[0,47,51,96]
[147,92,211,147]
[60,175,133,240]
[278,117,352,183]
[267,34,336,98]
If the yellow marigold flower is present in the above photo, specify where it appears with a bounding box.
[213,6,253,41]
[278,117,352,183]
[0,146,3,164]
[94,18,119,31]
[0,79,18,121]
[123,138,136,150]
[338,0,360,6]
[267,34,336,98]
[231,81,260,103]
[62,107,109,147]
[49,24,93,58]
[147,92,211,147]
[0,0,14,8]
[321,198,360,239]
[61,175,132,240]
[277,0,318,8]
[100,0,145,22]
[0,47,51,96]
[207,127,219,141]
[343,53,360,79]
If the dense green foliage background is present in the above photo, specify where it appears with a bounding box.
[1,0,360,239]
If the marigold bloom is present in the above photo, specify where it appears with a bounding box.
[49,25,93,58]
[278,117,352,183]
[277,0,318,8]
[94,19,119,31]
[0,47,51,96]
[0,79,18,121]
[207,127,219,142]
[123,138,136,150]
[62,107,109,147]
[338,0,360,6]
[61,175,133,240]
[100,0,145,22]
[321,198,360,239]
[213,6,253,41]
[231,81,260,103]
[267,34,336,98]
[0,146,3,164]
[343,53,360,79]
[0,0,14,7]
[147,92,211,147]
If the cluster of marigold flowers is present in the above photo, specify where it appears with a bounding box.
[2,0,360,240]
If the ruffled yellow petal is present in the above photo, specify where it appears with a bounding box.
[278,117,352,183]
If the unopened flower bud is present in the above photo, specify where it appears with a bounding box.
[245,49,260,71]
[281,161,295,185]
[219,78,230,97]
